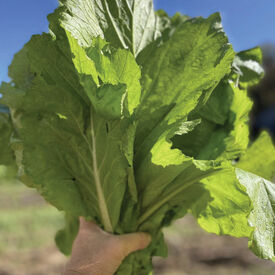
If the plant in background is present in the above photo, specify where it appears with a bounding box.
[0,104,13,165]
[0,0,274,274]
[0,104,17,179]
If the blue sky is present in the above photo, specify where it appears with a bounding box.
[1,0,275,82]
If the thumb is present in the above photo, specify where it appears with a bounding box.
[116,232,151,257]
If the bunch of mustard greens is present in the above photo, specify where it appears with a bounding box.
[0,0,274,274]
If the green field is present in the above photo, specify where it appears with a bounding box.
[0,179,64,252]
[0,179,67,274]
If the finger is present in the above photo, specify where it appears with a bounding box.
[117,232,151,257]
[79,217,101,232]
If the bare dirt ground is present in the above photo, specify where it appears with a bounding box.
[154,216,275,275]
[0,247,66,275]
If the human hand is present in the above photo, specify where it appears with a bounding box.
[63,218,151,275]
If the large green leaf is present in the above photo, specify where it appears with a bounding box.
[171,46,263,162]
[135,119,218,215]
[1,31,139,233]
[67,32,141,116]
[192,168,253,238]
[55,214,79,255]
[234,131,275,261]
[232,47,264,88]
[191,130,275,261]
[59,0,162,56]
[135,13,235,163]
[237,131,275,180]
[172,79,252,161]
[236,169,275,261]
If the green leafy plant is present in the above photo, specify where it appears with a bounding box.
[0,0,274,274]
[0,104,13,166]
[0,104,17,179]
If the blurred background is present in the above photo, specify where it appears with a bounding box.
[0,1,275,274]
